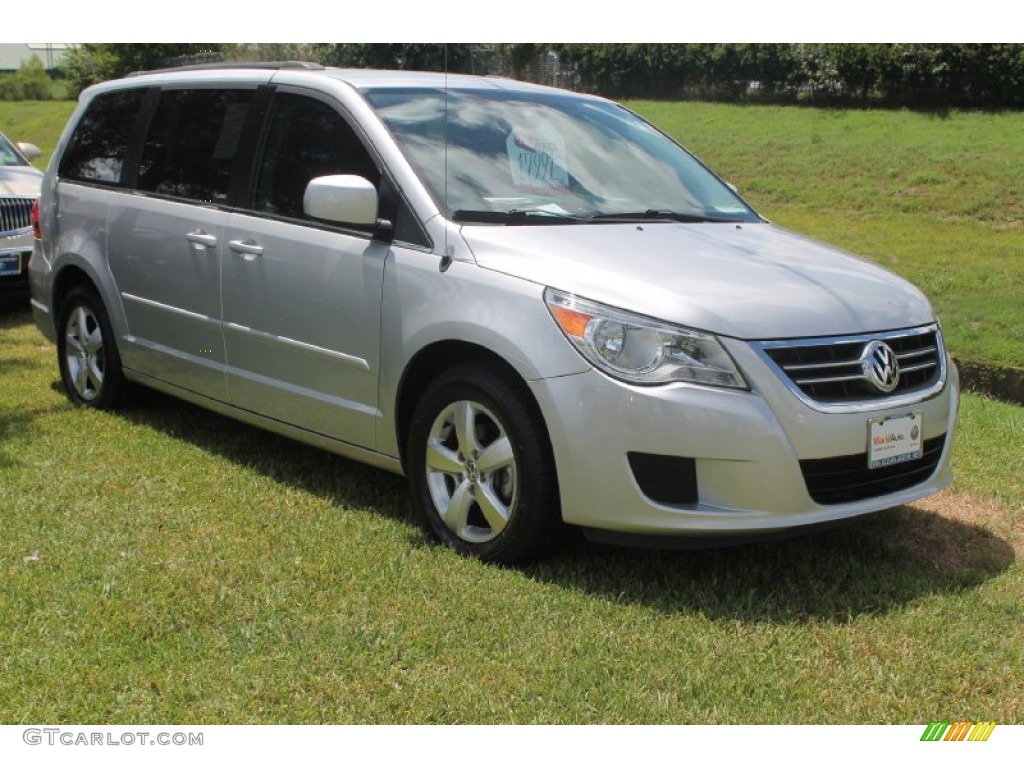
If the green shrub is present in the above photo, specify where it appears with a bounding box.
[0,54,65,101]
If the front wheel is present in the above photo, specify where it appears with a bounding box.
[56,285,127,409]
[406,364,562,564]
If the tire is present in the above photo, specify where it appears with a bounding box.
[56,285,127,409]
[406,363,563,564]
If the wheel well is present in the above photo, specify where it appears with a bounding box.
[395,341,547,466]
[52,265,96,315]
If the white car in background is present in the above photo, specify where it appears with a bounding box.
[1,131,43,293]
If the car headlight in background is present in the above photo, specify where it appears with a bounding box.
[545,288,748,389]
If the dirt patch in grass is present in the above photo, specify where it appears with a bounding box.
[896,490,1022,574]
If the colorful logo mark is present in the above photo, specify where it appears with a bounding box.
[921,721,996,742]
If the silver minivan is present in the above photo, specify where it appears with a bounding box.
[30,63,959,562]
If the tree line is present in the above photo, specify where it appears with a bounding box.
[510,44,1024,109]
[11,43,1024,110]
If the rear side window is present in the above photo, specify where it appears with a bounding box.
[253,93,380,220]
[137,88,254,204]
[59,89,147,185]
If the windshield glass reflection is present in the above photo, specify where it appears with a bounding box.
[364,88,760,223]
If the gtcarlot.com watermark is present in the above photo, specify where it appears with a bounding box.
[23,728,203,747]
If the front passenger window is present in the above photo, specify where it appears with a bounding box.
[254,94,380,221]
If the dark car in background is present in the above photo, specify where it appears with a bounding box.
[1,131,43,293]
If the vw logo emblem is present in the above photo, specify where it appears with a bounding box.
[861,340,901,393]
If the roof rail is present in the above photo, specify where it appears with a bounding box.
[128,61,326,77]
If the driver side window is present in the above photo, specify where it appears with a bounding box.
[254,93,380,221]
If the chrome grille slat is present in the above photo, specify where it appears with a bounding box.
[897,346,937,360]
[0,196,34,236]
[793,373,866,385]
[755,326,945,408]
[899,361,938,375]
[783,359,861,372]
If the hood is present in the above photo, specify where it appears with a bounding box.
[460,221,936,340]
[0,165,43,197]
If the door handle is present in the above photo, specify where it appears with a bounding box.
[229,239,264,261]
[186,230,218,249]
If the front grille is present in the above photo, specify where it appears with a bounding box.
[800,434,946,505]
[0,196,33,236]
[759,326,943,405]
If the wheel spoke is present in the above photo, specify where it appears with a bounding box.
[66,309,85,351]
[476,482,510,534]
[74,307,89,337]
[74,355,90,394]
[426,440,464,475]
[65,330,84,355]
[441,479,474,534]
[87,358,105,390]
[477,435,514,473]
[453,401,480,457]
[84,324,103,355]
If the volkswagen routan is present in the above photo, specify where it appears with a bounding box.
[30,63,959,562]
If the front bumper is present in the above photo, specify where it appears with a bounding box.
[528,348,958,538]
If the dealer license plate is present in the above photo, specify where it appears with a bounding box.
[868,413,923,469]
[0,254,22,276]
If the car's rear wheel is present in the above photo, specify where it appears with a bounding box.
[406,363,562,563]
[56,285,126,409]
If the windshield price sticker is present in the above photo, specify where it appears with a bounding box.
[507,127,569,189]
[868,412,923,469]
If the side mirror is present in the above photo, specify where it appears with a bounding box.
[17,142,42,162]
[303,175,378,226]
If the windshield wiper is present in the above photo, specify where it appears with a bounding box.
[588,209,741,223]
[453,209,583,225]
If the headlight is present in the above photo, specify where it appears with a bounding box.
[545,288,748,388]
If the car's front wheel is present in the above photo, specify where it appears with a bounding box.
[56,285,126,409]
[406,363,562,564]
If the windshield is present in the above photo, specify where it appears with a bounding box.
[363,87,760,224]
[0,134,29,167]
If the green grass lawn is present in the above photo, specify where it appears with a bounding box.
[1,303,1021,723]
[0,100,73,170]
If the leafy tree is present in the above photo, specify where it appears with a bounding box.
[228,43,323,64]
[59,45,119,96]
[58,44,225,95]
[312,44,474,73]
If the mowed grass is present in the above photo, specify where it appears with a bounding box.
[0,100,74,170]
[1,302,1022,723]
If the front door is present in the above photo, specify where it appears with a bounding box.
[221,90,386,448]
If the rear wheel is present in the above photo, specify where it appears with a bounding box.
[406,364,562,563]
[56,285,126,409]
